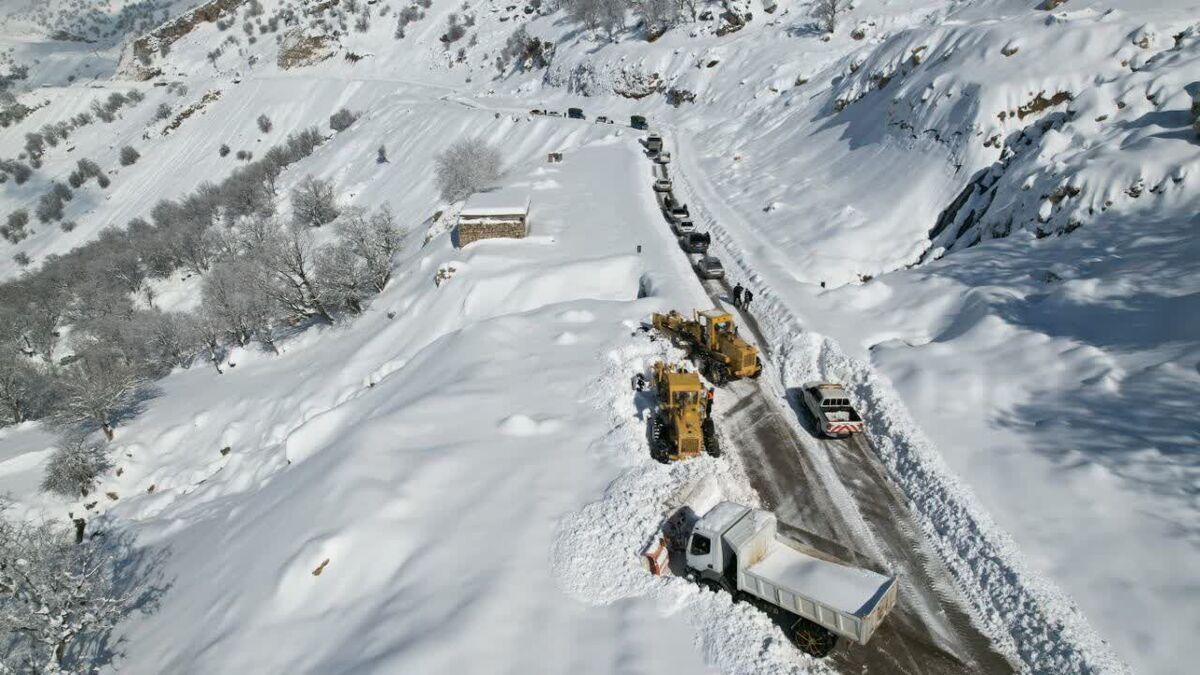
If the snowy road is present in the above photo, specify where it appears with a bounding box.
[644,154,1017,672]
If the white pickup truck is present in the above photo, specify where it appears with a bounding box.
[686,502,897,656]
[801,383,864,437]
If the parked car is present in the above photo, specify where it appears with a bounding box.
[694,256,725,280]
[646,134,664,154]
[547,110,562,117]
[801,384,865,437]
[653,178,673,192]
[679,232,711,253]
[596,115,609,123]
[530,109,543,115]
[631,115,648,130]
[568,107,585,119]
[665,204,690,223]
[655,151,672,164]
[672,219,697,235]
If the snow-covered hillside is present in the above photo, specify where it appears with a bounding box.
[0,0,1196,672]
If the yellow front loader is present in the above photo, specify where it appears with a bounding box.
[651,309,763,385]
[650,362,719,462]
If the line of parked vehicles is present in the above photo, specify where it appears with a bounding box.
[528,108,653,131]
[642,133,727,281]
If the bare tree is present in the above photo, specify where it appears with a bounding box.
[811,0,848,34]
[291,175,339,227]
[0,509,131,671]
[0,351,51,425]
[201,260,277,350]
[434,137,502,202]
[52,352,144,440]
[639,0,678,36]
[192,310,227,373]
[40,434,110,497]
[252,225,336,324]
[564,0,627,39]
[138,310,200,372]
[315,244,370,314]
[336,205,404,292]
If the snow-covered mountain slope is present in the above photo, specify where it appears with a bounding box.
[0,0,1196,672]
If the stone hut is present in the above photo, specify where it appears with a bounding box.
[457,189,531,247]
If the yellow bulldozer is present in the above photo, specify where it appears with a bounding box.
[650,361,719,462]
[651,309,763,385]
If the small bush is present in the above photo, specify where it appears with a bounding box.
[329,108,360,132]
[61,220,78,232]
[3,209,30,243]
[219,143,231,157]
[236,149,252,161]
[292,174,340,227]
[96,174,111,189]
[12,251,31,267]
[154,102,172,120]
[257,113,273,133]
[119,145,141,166]
[41,437,110,497]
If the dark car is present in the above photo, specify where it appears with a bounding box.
[680,232,711,254]
[568,107,585,119]
[631,115,648,130]
[694,256,725,280]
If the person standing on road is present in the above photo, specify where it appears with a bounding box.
[743,289,754,310]
[732,283,745,308]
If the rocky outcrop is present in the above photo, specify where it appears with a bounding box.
[119,0,248,79]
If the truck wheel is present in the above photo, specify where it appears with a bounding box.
[791,619,837,658]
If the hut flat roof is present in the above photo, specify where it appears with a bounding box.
[460,188,530,217]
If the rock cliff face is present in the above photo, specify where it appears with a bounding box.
[117,0,249,79]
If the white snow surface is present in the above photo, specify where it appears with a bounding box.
[0,0,1196,672]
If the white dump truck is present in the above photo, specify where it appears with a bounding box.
[686,502,897,656]
[801,383,864,437]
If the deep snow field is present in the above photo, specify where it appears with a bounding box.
[1,0,1197,672]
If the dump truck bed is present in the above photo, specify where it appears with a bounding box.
[738,540,897,644]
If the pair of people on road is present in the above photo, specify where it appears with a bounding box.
[732,283,754,310]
